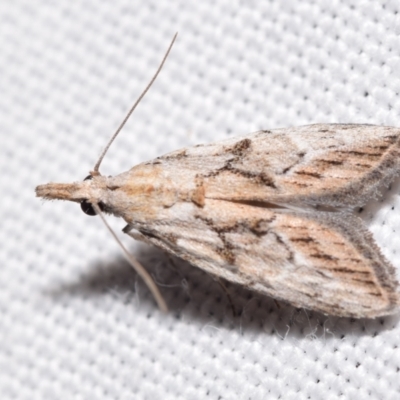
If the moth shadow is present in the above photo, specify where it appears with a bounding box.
[51,242,400,340]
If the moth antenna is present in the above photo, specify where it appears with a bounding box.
[92,203,168,312]
[93,32,178,174]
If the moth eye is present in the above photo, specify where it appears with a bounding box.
[80,175,105,216]
[80,199,106,216]
[80,200,96,216]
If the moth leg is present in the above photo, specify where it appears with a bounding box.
[213,277,237,317]
[122,224,148,243]
[274,299,281,310]
[161,253,236,316]
[123,224,191,295]
[124,223,181,272]
[122,223,236,315]
[164,253,191,297]
[122,224,134,234]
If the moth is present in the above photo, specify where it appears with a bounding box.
[36,34,400,318]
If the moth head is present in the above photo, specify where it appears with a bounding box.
[79,175,105,216]
[35,173,108,217]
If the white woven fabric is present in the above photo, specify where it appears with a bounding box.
[1,1,400,399]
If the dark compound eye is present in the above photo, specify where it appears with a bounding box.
[80,199,97,216]
[80,175,105,216]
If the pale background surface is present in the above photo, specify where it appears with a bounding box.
[1,1,400,399]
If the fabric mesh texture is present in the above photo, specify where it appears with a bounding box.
[1,1,400,399]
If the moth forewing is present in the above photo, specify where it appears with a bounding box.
[149,123,400,210]
[124,197,400,318]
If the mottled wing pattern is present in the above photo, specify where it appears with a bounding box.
[126,199,400,318]
[123,124,400,317]
[155,124,400,209]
